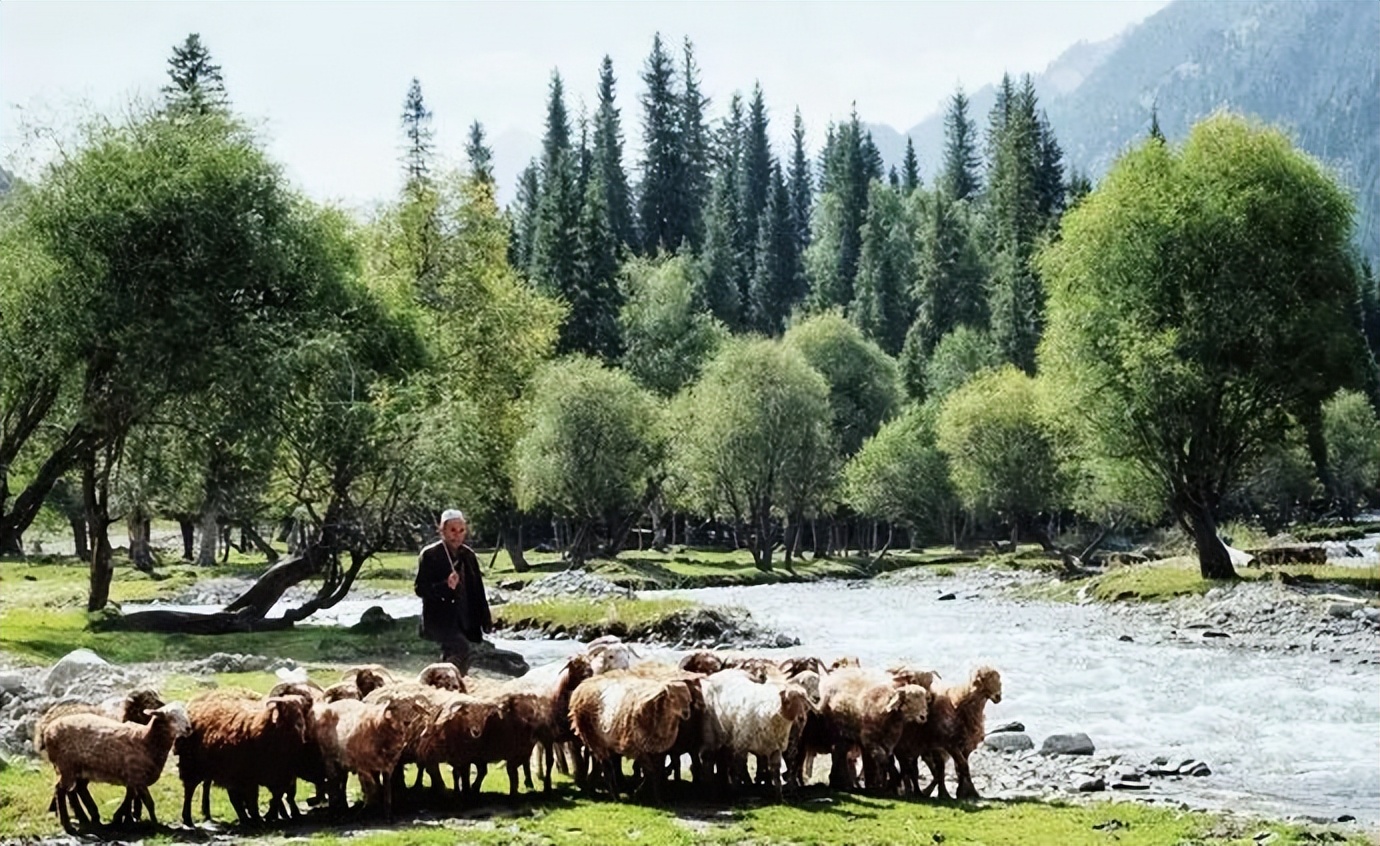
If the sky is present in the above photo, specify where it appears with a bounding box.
[0,1,1168,210]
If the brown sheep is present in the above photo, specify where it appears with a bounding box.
[37,703,190,833]
[323,668,389,703]
[896,665,1001,799]
[623,662,708,786]
[821,668,928,793]
[314,696,428,819]
[454,690,547,797]
[495,653,594,792]
[413,693,499,794]
[568,671,693,802]
[36,688,166,826]
[178,693,313,826]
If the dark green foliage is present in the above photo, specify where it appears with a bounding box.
[747,164,803,335]
[678,39,711,252]
[162,33,228,116]
[620,256,727,397]
[698,168,744,329]
[1359,259,1380,360]
[808,111,880,310]
[787,109,813,255]
[530,72,581,300]
[939,88,980,202]
[902,137,921,194]
[637,34,685,254]
[593,56,637,253]
[910,189,988,361]
[400,77,433,188]
[466,121,494,185]
[850,183,915,355]
[509,162,540,271]
[736,85,773,298]
[569,167,624,360]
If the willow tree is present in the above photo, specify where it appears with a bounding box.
[1039,114,1370,579]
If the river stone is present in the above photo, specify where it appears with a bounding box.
[1076,776,1105,792]
[0,673,27,696]
[1040,732,1095,756]
[1178,759,1211,776]
[43,649,110,695]
[1329,603,1360,620]
[989,721,1025,734]
[984,732,1034,753]
[353,605,396,632]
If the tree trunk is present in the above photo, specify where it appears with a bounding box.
[1181,503,1238,580]
[223,550,322,616]
[128,512,152,572]
[178,518,195,561]
[82,446,116,613]
[241,523,280,564]
[70,518,89,561]
[197,507,218,566]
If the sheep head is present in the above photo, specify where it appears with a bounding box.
[779,684,815,725]
[972,666,1002,704]
[887,664,941,690]
[265,696,309,743]
[887,684,929,724]
[419,663,465,691]
[148,702,192,738]
[828,656,861,671]
[678,651,724,675]
[122,688,166,723]
[355,669,388,698]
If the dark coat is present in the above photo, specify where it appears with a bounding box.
[414,541,492,643]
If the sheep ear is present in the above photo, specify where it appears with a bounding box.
[885,690,903,712]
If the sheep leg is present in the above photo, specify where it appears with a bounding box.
[137,786,158,826]
[921,751,951,799]
[55,783,77,834]
[829,744,853,790]
[542,743,554,792]
[472,761,489,795]
[180,780,197,827]
[200,780,213,821]
[73,782,100,825]
[507,757,523,798]
[768,751,785,803]
[952,752,980,799]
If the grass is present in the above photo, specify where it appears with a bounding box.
[495,597,697,639]
[0,758,1368,845]
[1022,555,1380,604]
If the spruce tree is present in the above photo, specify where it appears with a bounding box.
[571,168,624,359]
[679,39,711,251]
[747,165,802,335]
[787,109,813,255]
[1034,111,1065,221]
[698,169,743,328]
[466,120,495,185]
[939,88,980,202]
[902,137,921,194]
[888,167,900,189]
[593,56,637,253]
[911,189,987,358]
[638,34,681,254]
[163,33,229,116]
[736,85,773,300]
[1149,102,1165,142]
[808,111,874,310]
[851,183,915,354]
[510,162,540,271]
[530,71,581,297]
[400,77,434,190]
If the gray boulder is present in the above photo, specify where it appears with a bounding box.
[43,649,110,695]
[1040,732,1096,756]
[984,732,1034,753]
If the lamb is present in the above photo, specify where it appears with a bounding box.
[700,669,813,799]
[895,665,1002,799]
[821,667,928,793]
[36,703,190,833]
[35,688,166,825]
[314,695,429,818]
[568,670,693,801]
[177,691,314,826]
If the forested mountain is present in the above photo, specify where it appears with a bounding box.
[901,0,1380,258]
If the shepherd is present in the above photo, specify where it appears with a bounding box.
[414,508,492,673]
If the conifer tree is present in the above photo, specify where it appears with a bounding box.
[747,165,802,335]
[466,120,495,185]
[736,85,773,299]
[638,34,681,254]
[163,33,229,116]
[593,55,637,252]
[787,109,813,255]
[808,111,875,310]
[571,167,624,359]
[851,183,915,354]
[698,170,743,328]
[1149,102,1165,142]
[679,39,711,251]
[530,71,581,297]
[939,88,980,201]
[510,162,540,270]
[1035,111,1066,221]
[902,137,921,194]
[888,167,900,189]
[400,77,434,190]
[911,189,987,358]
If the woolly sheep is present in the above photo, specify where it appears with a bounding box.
[700,669,813,799]
[821,667,928,793]
[568,671,693,802]
[898,665,1001,799]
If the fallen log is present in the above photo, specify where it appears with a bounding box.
[92,607,295,634]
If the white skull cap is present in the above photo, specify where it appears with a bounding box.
[440,509,466,526]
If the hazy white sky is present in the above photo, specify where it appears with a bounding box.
[1,1,1167,209]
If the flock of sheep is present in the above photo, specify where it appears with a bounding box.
[33,637,1002,833]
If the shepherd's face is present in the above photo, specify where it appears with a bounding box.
[442,519,467,548]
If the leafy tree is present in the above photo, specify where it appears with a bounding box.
[936,366,1062,544]
[939,88,980,202]
[1232,420,1318,535]
[1039,114,1370,578]
[784,312,901,459]
[844,402,956,547]
[916,325,1001,402]
[850,182,915,355]
[673,338,832,571]
[592,56,637,252]
[515,357,663,561]
[1322,389,1380,519]
[163,33,228,116]
[620,256,728,397]
[0,109,357,608]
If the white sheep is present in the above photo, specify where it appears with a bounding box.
[700,669,813,799]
